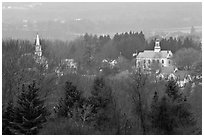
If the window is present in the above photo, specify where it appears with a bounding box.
[138,62,140,66]
[152,60,155,63]
[157,60,159,63]
[162,60,164,64]
[144,60,146,63]
[169,60,171,64]
[148,60,150,64]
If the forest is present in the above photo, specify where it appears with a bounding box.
[2,31,202,135]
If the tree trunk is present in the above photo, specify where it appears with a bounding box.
[138,92,146,135]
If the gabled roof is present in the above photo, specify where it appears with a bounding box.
[137,50,172,59]
[161,67,189,80]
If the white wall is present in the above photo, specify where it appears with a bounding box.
[136,58,173,68]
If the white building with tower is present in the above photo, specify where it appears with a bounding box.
[136,39,173,70]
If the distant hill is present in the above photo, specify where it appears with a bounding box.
[2,2,202,40]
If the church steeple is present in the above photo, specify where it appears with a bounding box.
[35,33,40,46]
[154,39,161,52]
[35,33,42,57]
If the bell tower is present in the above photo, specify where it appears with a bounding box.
[154,39,161,52]
[35,33,42,58]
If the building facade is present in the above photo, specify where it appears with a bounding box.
[136,39,173,70]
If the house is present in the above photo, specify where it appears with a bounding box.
[61,59,77,72]
[101,59,118,69]
[162,69,192,88]
[55,66,64,77]
[136,39,173,70]
[55,59,77,76]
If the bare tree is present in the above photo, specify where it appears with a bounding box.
[129,68,148,134]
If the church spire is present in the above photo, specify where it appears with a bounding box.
[35,33,40,46]
[34,33,42,57]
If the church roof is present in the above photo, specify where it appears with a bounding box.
[137,50,172,59]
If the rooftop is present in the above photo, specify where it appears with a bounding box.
[161,67,189,80]
[137,50,172,59]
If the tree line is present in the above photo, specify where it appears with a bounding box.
[3,31,201,74]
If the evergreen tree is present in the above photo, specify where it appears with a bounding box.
[12,81,49,135]
[88,77,113,130]
[165,79,182,102]
[57,81,83,118]
[2,100,15,135]
[113,31,146,60]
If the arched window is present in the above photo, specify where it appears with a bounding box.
[162,60,164,64]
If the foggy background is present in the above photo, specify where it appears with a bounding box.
[2,2,202,40]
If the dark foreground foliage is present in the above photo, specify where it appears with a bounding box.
[2,101,15,135]
[150,80,197,135]
[3,81,49,135]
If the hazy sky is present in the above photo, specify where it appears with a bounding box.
[2,2,202,40]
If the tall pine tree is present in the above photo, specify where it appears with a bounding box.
[12,81,49,135]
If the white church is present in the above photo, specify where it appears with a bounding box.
[136,39,173,70]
